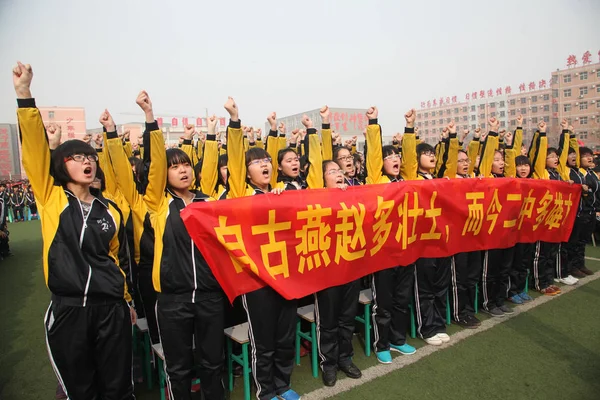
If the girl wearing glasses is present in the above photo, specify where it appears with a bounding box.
[363,106,418,364]
[225,100,301,400]
[14,62,135,399]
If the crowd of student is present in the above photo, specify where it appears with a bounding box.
[0,180,38,260]
[12,61,599,400]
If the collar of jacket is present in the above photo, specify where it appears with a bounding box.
[248,182,271,194]
[385,174,403,182]
[277,173,306,187]
[64,188,109,208]
[166,188,209,202]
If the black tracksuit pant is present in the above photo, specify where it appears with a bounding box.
[414,257,451,339]
[242,286,297,400]
[508,243,533,297]
[371,265,415,352]
[314,280,360,371]
[29,203,37,216]
[12,206,24,221]
[565,212,595,274]
[532,241,558,290]
[137,266,159,344]
[156,294,225,400]
[450,251,481,321]
[482,247,514,310]
[44,295,134,400]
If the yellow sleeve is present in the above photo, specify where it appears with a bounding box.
[351,144,357,154]
[142,121,167,213]
[256,137,264,149]
[321,126,333,161]
[200,135,219,197]
[570,132,580,169]
[265,131,280,188]
[181,139,198,189]
[513,127,523,153]
[243,136,249,153]
[139,145,144,159]
[124,140,133,158]
[434,141,445,176]
[557,131,570,181]
[441,136,459,179]
[531,132,549,180]
[107,133,143,212]
[16,100,57,206]
[527,131,539,162]
[400,128,417,180]
[467,140,480,176]
[365,122,383,185]
[478,132,499,178]
[504,127,522,178]
[305,128,324,189]
[97,145,118,198]
[196,141,204,161]
[226,121,246,199]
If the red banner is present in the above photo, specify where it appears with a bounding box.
[182,178,581,303]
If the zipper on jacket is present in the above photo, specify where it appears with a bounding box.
[191,240,198,302]
[75,197,93,307]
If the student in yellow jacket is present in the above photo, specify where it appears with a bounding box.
[223,98,301,400]
[138,91,225,400]
[14,62,135,400]
[364,106,418,364]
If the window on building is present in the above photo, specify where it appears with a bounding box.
[543,105,549,112]
[520,97,527,104]
[564,74,571,83]
[500,111,506,117]
[580,101,588,110]
[510,109,516,116]
[510,99,516,105]
[454,108,459,113]
[597,86,600,93]
[564,103,572,112]
[417,114,422,120]
[424,112,429,118]
[552,104,558,112]
[424,121,429,126]
[480,104,485,110]
[48,111,55,119]
[463,125,468,130]
[580,87,588,96]
[447,109,451,115]
[471,124,476,130]
[532,96,538,103]
[543,116,549,123]
[439,119,444,124]
[479,113,485,120]
[543,94,550,101]
[500,121,506,128]
[471,105,476,112]
[580,117,588,125]
[445,118,450,123]
[462,106,468,112]
[454,117,459,122]
[532,106,538,113]
[481,123,486,130]
[598,70,600,78]
[580,71,588,80]
[499,101,505,108]
[552,89,558,98]
[532,117,538,124]
[432,111,436,117]
[432,120,436,125]
[597,101,600,108]
[510,120,516,126]
[580,131,588,140]
[471,115,476,121]
[564,89,571,97]
[462,115,468,121]
[520,108,526,114]
[489,102,496,108]
[551,75,559,84]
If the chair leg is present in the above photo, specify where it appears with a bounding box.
[143,334,152,390]
[157,358,166,400]
[475,283,479,314]
[409,299,416,339]
[227,338,234,392]
[364,304,371,357]
[525,270,529,294]
[242,343,251,400]
[310,322,318,378]
[295,320,301,366]
[446,292,451,325]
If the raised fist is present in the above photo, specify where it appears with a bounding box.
[267,112,277,130]
[83,133,92,145]
[278,122,286,135]
[499,129,506,139]
[320,105,331,124]
[207,115,218,134]
[301,114,313,129]
[474,127,481,139]
[504,131,513,146]
[351,135,357,145]
[538,121,547,133]
[136,91,153,113]
[12,61,33,98]
[488,117,499,132]
[46,123,62,150]
[183,124,195,140]
[441,127,449,139]
[93,133,103,149]
[99,109,116,132]
[447,121,456,134]
[516,114,523,127]
[366,106,378,120]
[404,109,416,128]
[247,127,256,142]
[123,130,131,141]
[290,129,301,143]
[460,129,469,142]
[224,97,238,121]
[560,118,568,130]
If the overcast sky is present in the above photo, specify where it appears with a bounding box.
[0,0,598,132]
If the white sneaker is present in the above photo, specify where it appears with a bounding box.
[424,336,443,346]
[558,277,577,286]
[436,333,450,343]
[565,275,579,285]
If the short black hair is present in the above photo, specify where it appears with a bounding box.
[568,147,576,155]
[166,148,191,168]
[416,142,435,157]
[277,148,297,165]
[382,145,400,158]
[322,160,339,176]
[51,140,97,187]
[515,155,531,167]
[245,147,271,166]
[580,147,594,157]
[547,147,558,156]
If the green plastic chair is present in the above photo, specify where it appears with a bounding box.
[132,318,153,389]
[295,305,319,378]
[152,343,167,400]
[225,322,252,400]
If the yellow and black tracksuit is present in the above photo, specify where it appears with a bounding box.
[226,119,297,400]
[18,98,134,400]
[365,119,416,352]
[477,131,515,312]
[299,124,360,375]
[106,131,160,344]
[144,120,225,400]
[402,127,451,339]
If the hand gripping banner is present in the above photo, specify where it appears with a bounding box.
[182,178,581,302]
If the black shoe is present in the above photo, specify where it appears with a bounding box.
[579,266,594,276]
[482,307,504,317]
[467,315,481,326]
[572,269,586,278]
[339,362,362,379]
[455,317,478,329]
[498,305,514,314]
[322,369,337,387]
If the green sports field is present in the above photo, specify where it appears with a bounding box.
[1,220,599,400]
